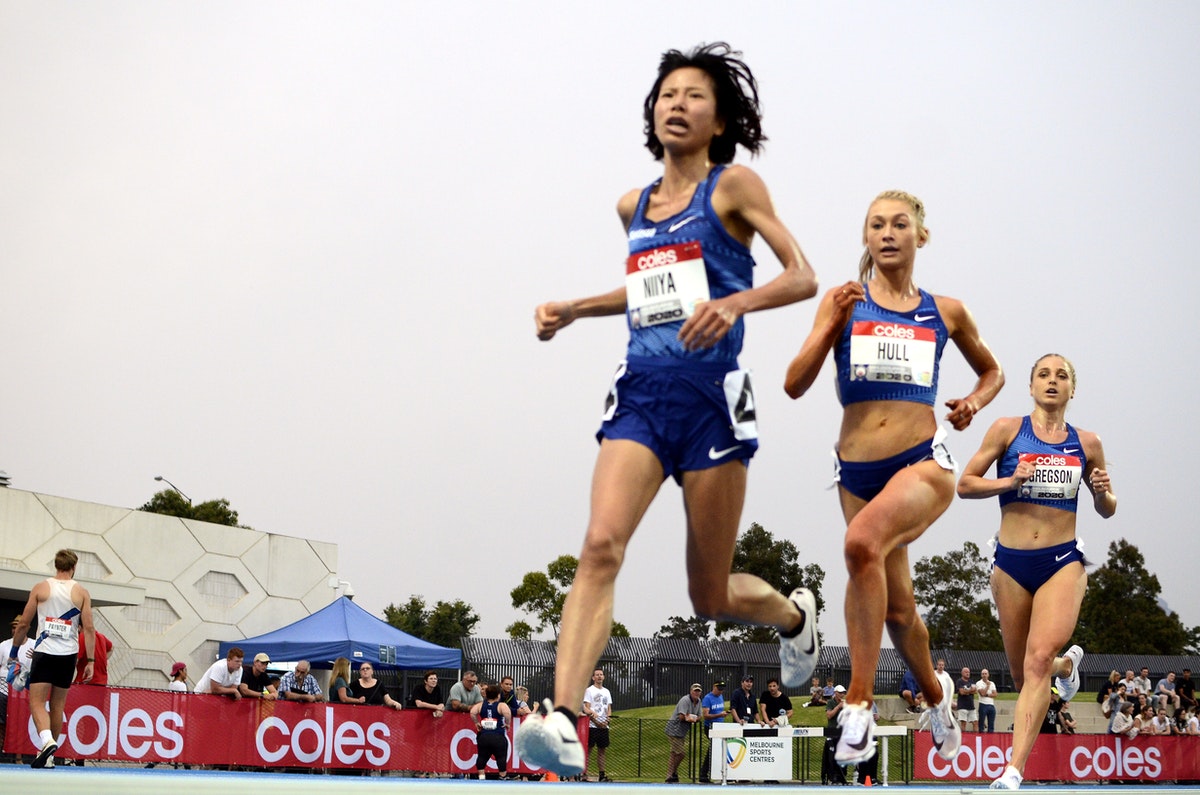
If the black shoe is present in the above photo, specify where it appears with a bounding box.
[32,741,58,769]
[665,775,679,783]
[598,772,611,782]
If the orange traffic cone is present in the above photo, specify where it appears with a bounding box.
[543,771,559,782]
[863,774,873,786]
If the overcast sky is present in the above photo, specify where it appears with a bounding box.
[2,2,1197,648]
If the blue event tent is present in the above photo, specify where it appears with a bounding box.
[219,596,461,670]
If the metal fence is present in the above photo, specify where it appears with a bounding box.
[460,637,1200,710]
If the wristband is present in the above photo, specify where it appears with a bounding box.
[86,657,94,662]
[8,649,17,660]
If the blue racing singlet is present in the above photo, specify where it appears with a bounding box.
[624,165,755,366]
[997,415,1086,512]
[834,285,948,406]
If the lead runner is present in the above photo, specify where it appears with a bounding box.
[517,42,820,778]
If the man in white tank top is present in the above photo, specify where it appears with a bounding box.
[10,549,96,769]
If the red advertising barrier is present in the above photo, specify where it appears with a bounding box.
[915,732,1200,782]
[4,686,585,773]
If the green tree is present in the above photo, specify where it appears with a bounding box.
[383,595,478,650]
[139,489,247,528]
[1076,538,1194,655]
[717,522,826,643]
[509,555,625,640]
[912,541,1002,650]
[655,616,714,641]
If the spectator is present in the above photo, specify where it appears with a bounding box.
[1121,670,1139,697]
[409,670,445,717]
[1105,683,1127,720]
[1178,668,1197,711]
[1156,671,1181,713]
[582,668,613,782]
[976,669,997,733]
[472,683,513,780]
[513,685,532,716]
[1109,700,1136,737]
[1,616,35,758]
[1042,689,1064,735]
[758,677,794,725]
[1186,708,1200,736]
[168,662,189,692]
[699,681,726,784]
[899,668,922,714]
[1151,707,1174,735]
[279,660,324,703]
[498,675,528,717]
[956,666,977,733]
[822,676,837,703]
[195,647,243,699]
[1135,705,1156,735]
[825,685,848,726]
[238,652,278,701]
[805,676,827,707]
[1058,701,1077,734]
[1133,667,1153,699]
[350,662,402,710]
[1099,671,1120,717]
[665,684,703,783]
[731,674,763,726]
[75,631,112,685]
[449,670,482,713]
[330,657,363,704]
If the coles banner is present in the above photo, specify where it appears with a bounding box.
[915,732,1200,782]
[4,687,585,773]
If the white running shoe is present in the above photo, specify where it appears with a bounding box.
[514,699,585,777]
[834,701,877,765]
[1056,645,1083,702]
[990,764,1023,789]
[919,670,961,761]
[779,587,819,687]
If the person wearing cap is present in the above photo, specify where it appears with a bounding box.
[699,682,726,783]
[168,662,189,692]
[239,652,278,700]
[731,675,765,726]
[664,684,704,782]
[826,684,848,726]
[195,647,244,699]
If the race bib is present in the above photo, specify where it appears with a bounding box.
[44,617,72,639]
[480,718,497,731]
[626,241,710,329]
[847,320,936,387]
[1017,453,1083,500]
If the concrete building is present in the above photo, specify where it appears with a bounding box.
[0,486,338,688]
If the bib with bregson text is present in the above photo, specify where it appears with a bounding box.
[848,320,936,387]
[626,241,711,329]
[1017,453,1083,500]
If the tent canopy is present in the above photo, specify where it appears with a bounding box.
[219,597,461,670]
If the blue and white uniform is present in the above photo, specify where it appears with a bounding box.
[29,577,81,689]
[475,698,509,774]
[600,165,759,482]
[830,285,954,500]
[991,415,1088,594]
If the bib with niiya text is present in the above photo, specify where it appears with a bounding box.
[848,320,936,387]
[626,241,710,329]
[1017,453,1082,500]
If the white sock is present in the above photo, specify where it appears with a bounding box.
[38,729,54,747]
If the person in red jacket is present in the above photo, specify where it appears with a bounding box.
[75,631,112,685]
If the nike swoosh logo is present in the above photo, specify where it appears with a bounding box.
[845,731,871,751]
[667,215,700,233]
[708,445,742,460]
[1063,448,1079,454]
[914,313,935,322]
[1055,552,1071,562]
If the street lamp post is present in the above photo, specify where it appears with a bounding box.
[153,475,192,503]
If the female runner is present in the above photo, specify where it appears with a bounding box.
[517,42,820,777]
[957,353,1116,789]
[784,190,1004,766]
